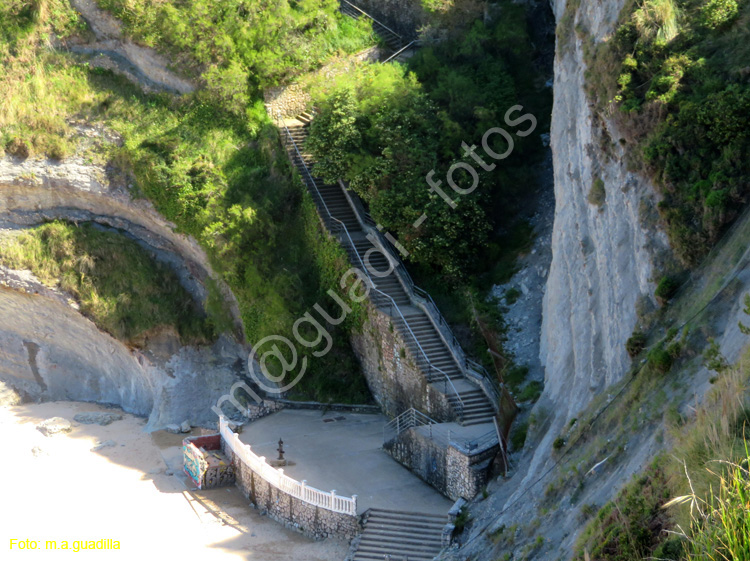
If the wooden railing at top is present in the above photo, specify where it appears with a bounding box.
[219,417,357,516]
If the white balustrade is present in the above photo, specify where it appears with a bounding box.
[219,418,357,516]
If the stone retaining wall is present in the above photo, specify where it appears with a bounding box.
[351,302,455,422]
[384,427,497,500]
[223,444,361,540]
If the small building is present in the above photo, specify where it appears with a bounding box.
[183,433,235,489]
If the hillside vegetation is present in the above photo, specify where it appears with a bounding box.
[307,2,550,283]
[0,0,372,402]
[0,221,213,346]
[304,0,552,384]
[574,355,750,560]
[583,0,750,265]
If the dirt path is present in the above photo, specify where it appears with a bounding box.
[0,401,347,560]
[69,0,195,95]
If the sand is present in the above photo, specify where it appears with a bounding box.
[0,401,347,560]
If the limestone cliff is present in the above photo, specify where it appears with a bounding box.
[539,0,668,424]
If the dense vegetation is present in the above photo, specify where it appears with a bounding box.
[584,0,750,265]
[307,2,550,283]
[0,0,371,402]
[303,1,552,384]
[95,0,374,98]
[0,221,213,345]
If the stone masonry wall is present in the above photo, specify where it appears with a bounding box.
[351,302,455,422]
[223,445,361,541]
[384,427,497,501]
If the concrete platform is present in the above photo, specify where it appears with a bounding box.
[238,409,453,514]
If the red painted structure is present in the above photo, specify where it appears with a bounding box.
[183,434,235,489]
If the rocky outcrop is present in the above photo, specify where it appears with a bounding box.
[445,1,673,558]
[539,0,669,425]
[0,286,246,430]
[0,138,250,430]
[68,0,195,95]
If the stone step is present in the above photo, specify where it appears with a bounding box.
[353,552,435,561]
[360,527,444,541]
[351,509,448,561]
[368,509,449,522]
[358,534,443,550]
[355,545,439,560]
[358,534,442,550]
[364,518,446,533]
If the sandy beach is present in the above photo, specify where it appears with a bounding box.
[0,401,348,560]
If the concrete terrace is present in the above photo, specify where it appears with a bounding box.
[238,409,453,514]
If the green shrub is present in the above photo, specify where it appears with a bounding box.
[582,0,750,265]
[701,0,739,29]
[306,3,550,282]
[453,506,470,534]
[588,177,606,207]
[504,287,522,305]
[655,276,679,305]
[505,364,529,391]
[517,380,543,402]
[648,344,673,374]
[626,331,647,357]
[510,421,528,450]
[574,457,673,560]
[553,437,566,451]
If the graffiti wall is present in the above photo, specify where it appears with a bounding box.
[183,434,235,490]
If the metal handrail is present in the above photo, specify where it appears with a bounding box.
[383,407,437,443]
[342,185,503,415]
[359,208,488,385]
[384,408,499,452]
[382,39,420,64]
[340,0,403,43]
[278,119,465,419]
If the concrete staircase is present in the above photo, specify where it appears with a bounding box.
[352,509,449,561]
[280,120,496,427]
[339,0,404,53]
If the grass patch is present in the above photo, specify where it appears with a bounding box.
[510,421,528,450]
[504,286,522,305]
[0,221,213,345]
[574,351,750,560]
[517,380,543,403]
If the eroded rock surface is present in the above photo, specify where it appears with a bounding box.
[0,287,247,430]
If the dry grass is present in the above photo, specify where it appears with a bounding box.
[0,1,95,157]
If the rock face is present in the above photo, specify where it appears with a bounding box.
[447,3,675,558]
[0,287,247,430]
[539,0,669,424]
